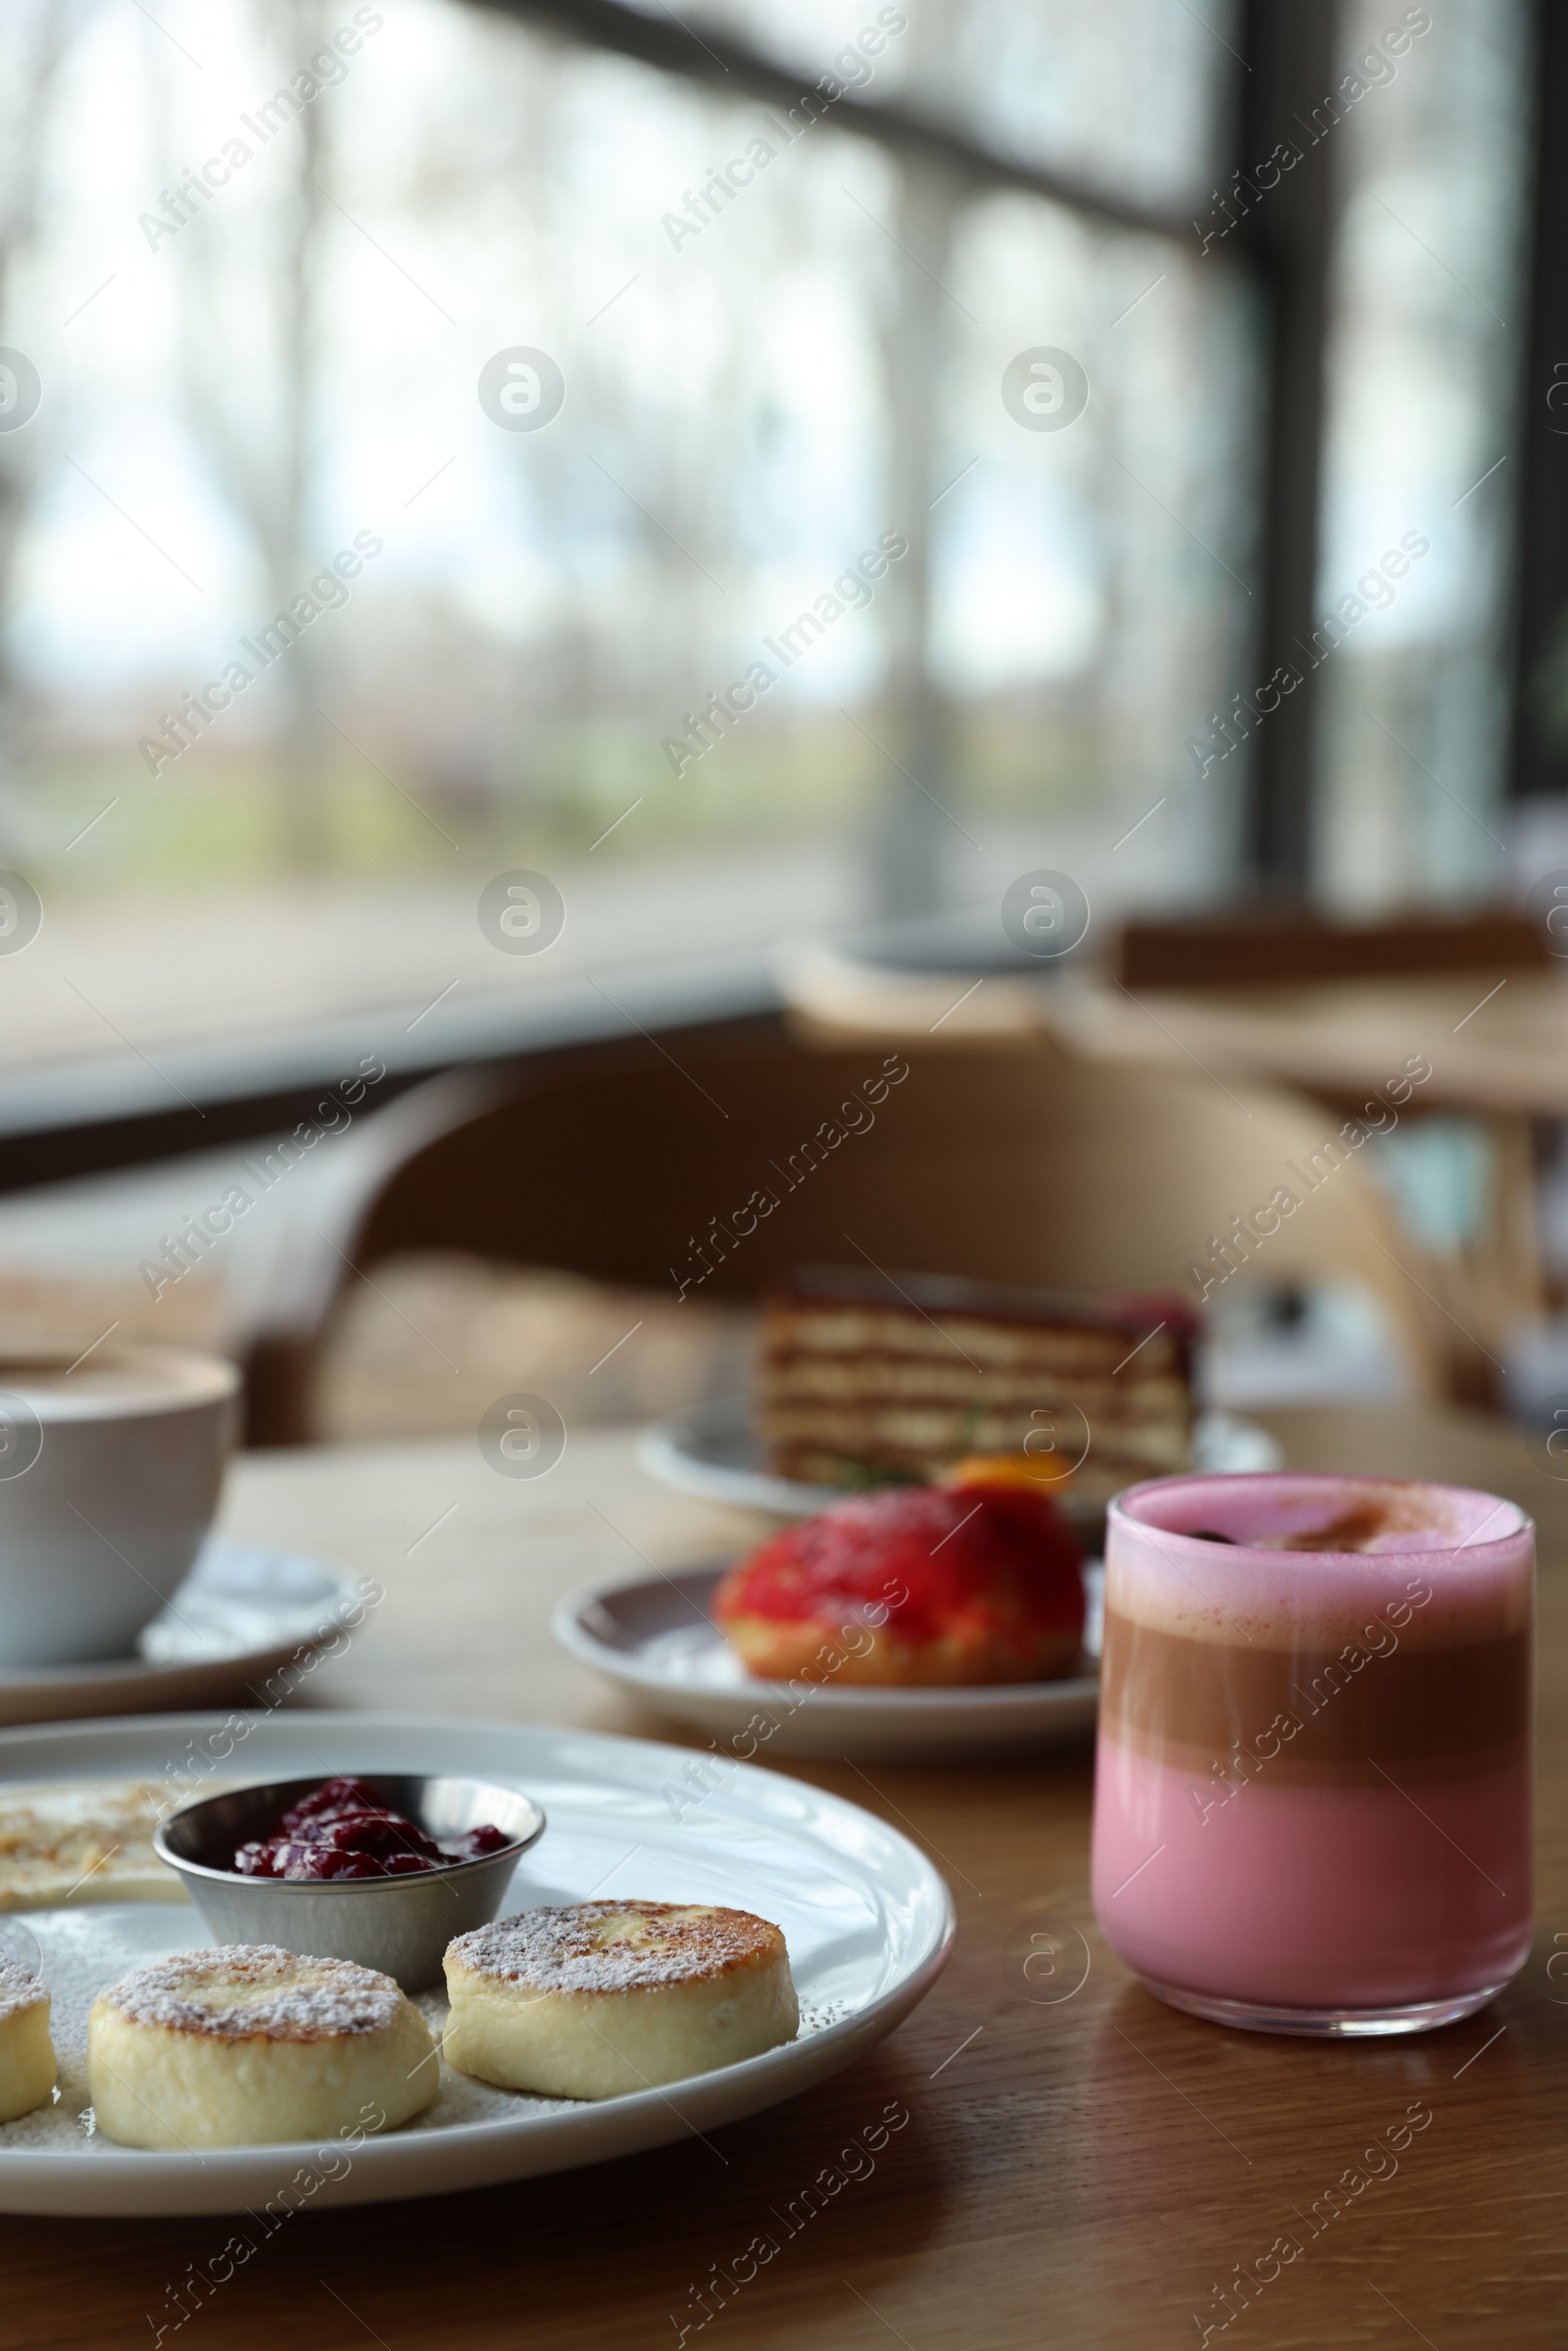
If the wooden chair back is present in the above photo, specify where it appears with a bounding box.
[333,1023,1445,1398]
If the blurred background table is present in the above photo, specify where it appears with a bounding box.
[1064,965,1568,1120]
[3,1403,1566,2351]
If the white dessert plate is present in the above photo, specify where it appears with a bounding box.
[0,1709,954,2215]
[0,1541,365,1728]
[554,1561,1105,1760]
[635,1397,1283,1519]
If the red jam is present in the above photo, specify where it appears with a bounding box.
[231,1777,512,1881]
[716,1483,1085,1649]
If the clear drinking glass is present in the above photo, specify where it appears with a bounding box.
[1091,1472,1534,2035]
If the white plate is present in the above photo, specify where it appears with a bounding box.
[0,1709,953,2215]
[635,1398,1282,1519]
[0,1541,366,1728]
[554,1562,1105,1760]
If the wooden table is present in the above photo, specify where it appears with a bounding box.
[5,1405,1567,2351]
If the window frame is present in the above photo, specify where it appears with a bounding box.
[470,0,1340,891]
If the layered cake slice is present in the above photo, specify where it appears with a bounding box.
[757,1266,1197,1514]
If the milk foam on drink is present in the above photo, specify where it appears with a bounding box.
[1091,1474,1533,2022]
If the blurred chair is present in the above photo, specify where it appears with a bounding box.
[239,1068,499,1445]
[766,913,1549,1411]
[305,1249,759,1448]
[249,1018,1451,1441]
[1105,906,1550,1404]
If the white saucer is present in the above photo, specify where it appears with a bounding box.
[635,1397,1283,1519]
[0,1541,365,1727]
[0,1709,953,2214]
[554,1561,1105,1760]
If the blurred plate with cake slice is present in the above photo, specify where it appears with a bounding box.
[636,1264,1281,1531]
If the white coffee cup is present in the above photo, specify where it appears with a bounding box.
[0,1346,240,1668]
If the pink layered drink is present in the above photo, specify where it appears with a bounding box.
[1091,1473,1533,2033]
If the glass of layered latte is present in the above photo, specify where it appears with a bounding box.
[1091,1472,1533,2035]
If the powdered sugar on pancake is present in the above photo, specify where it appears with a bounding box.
[449,1902,780,1994]
[0,1956,44,2023]
[97,1945,402,2041]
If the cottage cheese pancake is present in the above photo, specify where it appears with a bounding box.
[88,1944,436,2148]
[443,1902,798,2099]
[0,1956,54,2122]
[0,1780,188,1911]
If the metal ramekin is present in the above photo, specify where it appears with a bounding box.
[154,1774,546,1989]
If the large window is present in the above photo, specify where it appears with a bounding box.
[0,0,1537,1086]
[0,0,1250,1072]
